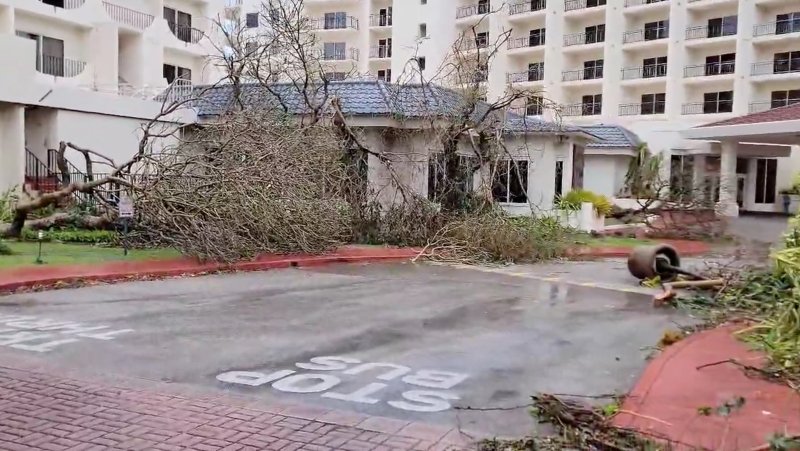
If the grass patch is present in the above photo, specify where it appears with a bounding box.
[0,241,180,269]
[572,235,656,248]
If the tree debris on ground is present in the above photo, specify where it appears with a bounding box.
[477,394,677,450]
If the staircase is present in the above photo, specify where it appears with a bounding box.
[24,149,104,206]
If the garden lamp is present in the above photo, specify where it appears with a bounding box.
[35,230,44,264]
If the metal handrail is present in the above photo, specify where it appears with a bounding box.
[561,102,602,116]
[168,22,204,44]
[753,20,800,37]
[456,3,491,19]
[38,55,87,78]
[37,0,85,9]
[624,0,667,7]
[564,30,604,46]
[748,99,800,113]
[562,66,603,81]
[621,64,667,79]
[509,0,546,15]
[622,27,668,43]
[369,45,392,59]
[683,62,735,77]
[686,23,737,40]
[506,68,545,83]
[369,14,392,27]
[751,59,800,76]
[309,16,359,30]
[681,101,733,115]
[103,2,155,30]
[619,102,665,115]
[508,35,545,49]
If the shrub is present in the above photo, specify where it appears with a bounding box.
[0,240,12,256]
[557,189,613,216]
[21,228,118,244]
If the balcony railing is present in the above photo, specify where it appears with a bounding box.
[685,24,737,40]
[751,59,800,76]
[683,62,735,77]
[562,102,602,116]
[459,37,490,51]
[369,14,392,27]
[563,30,605,46]
[37,55,86,78]
[565,0,606,12]
[682,101,733,115]
[168,23,204,44]
[508,35,545,49]
[510,104,544,116]
[103,2,154,30]
[562,66,603,81]
[753,20,800,37]
[509,0,546,15]
[624,0,667,7]
[619,102,665,115]
[506,69,545,83]
[309,16,359,30]
[456,3,491,19]
[621,64,667,79]
[318,48,360,61]
[37,0,85,9]
[749,99,800,113]
[369,45,392,59]
[622,27,668,43]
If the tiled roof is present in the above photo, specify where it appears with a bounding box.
[698,102,800,127]
[192,81,583,135]
[580,125,640,149]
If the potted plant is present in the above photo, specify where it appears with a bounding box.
[779,174,800,214]
[556,189,613,231]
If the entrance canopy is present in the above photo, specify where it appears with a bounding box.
[683,102,800,147]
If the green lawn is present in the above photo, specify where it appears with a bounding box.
[572,235,656,248]
[0,241,181,269]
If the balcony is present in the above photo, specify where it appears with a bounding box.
[318,48,359,62]
[37,0,85,9]
[621,64,667,80]
[507,36,545,54]
[683,62,735,78]
[458,36,491,53]
[751,59,800,78]
[103,2,155,30]
[685,24,737,41]
[562,102,602,116]
[681,100,733,115]
[506,69,545,84]
[624,0,667,7]
[309,16,359,31]
[456,3,491,19]
[749,99,800,113]
[753,20,800,40]
[619,102,666,115]
[510,104,544,116]
[168,23,204,44]
[562,66,603,82]
[564,0,606,13]
[622,27,668,44]
[563,31,605,48]
[508,0,546,18]
[369,45,392,60]
[369,14,392,28]
[36,55,86,78]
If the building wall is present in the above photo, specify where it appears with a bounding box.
[584,154,630,199]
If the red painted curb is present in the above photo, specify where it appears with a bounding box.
[612,325,800,450]
[567,239,711,258]
[0,246,420,293]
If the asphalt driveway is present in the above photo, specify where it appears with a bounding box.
[0,262,690,436]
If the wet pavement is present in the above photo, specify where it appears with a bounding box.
[0,262,691,436]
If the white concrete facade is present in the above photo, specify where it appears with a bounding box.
[0,0,220,192]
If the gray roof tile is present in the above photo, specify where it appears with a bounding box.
[192,80,584,135]
[581,125,640,149]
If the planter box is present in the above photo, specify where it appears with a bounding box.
[557,202,604,232]
[780,194,800,215]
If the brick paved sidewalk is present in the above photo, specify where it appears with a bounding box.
[0,366,475,451]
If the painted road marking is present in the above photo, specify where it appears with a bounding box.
[0,315,133,353]
[438,263,656,295]
[217,355,469,413]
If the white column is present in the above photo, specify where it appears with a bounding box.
[89,23,120,93]
[693,154,706,190]
[0,104,26,192]
[718,141,739,217]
